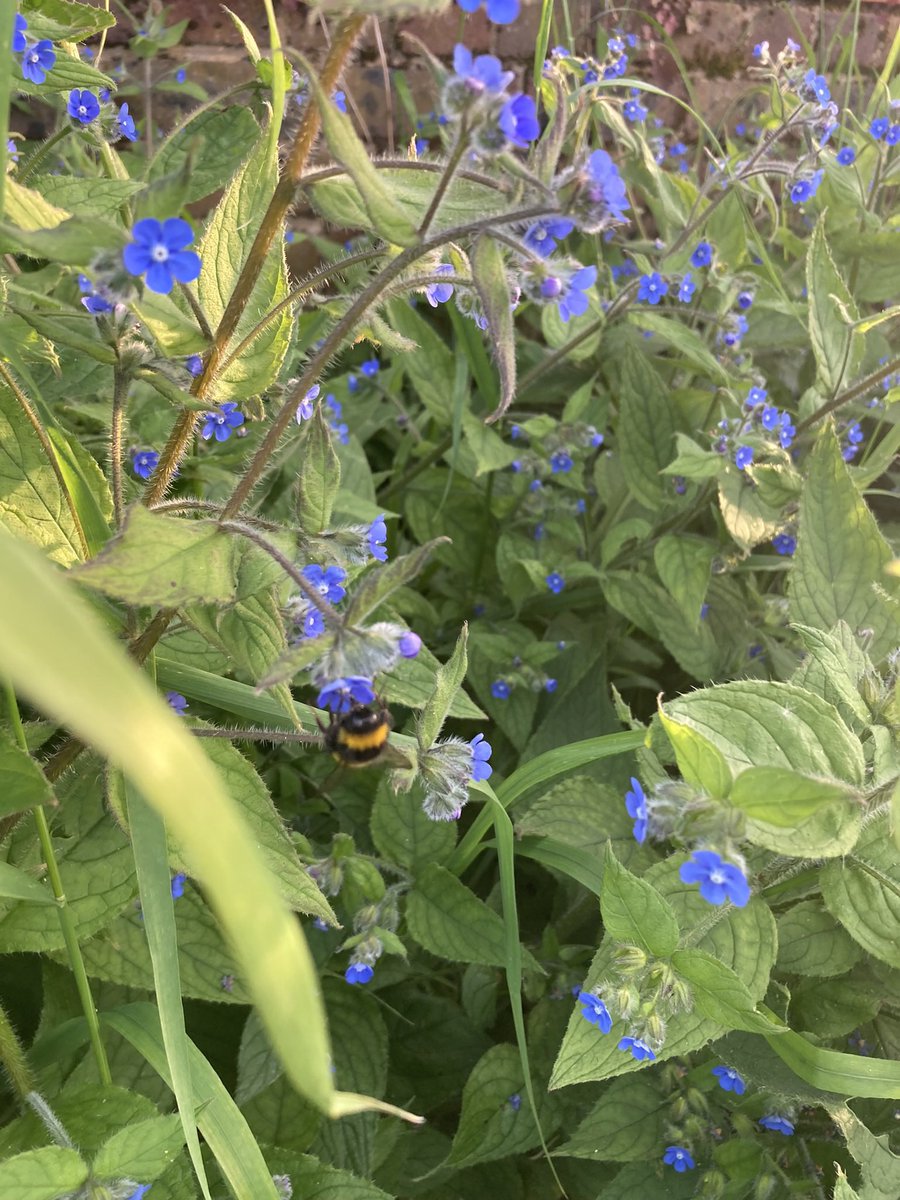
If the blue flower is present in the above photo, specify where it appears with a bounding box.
[577,991,613,1033]
[132,449,159,479]
[332,90,347,113]
[14,14,28,54]
[737,290,754,309]
[550,450,573,473]
[470,733,493,782]
[546,572,565,594]
[185,354,203,377]
[7,138,19,164]
[790,170,824,205]
[296,382,320,422]
[499,94,540,148]
[317,677,376,713]
[345,962,374,984]
[123,217,201,294]
[201,402,244,442]
[712,1065,746,1094]
[552,265,597,322]
[125,1187,151,1200]
[425,264,454,307]
[456,0,520,23]
[847,421,864,445]
[779,415,796,449]
[677,273,696,303]
[761,405,780,431]
[522,218,574,256]
[690,241,713,268]
[625,777,648,843]
[746,386,767,406]
[116,102,138,141]
[887,125,900,146]
[452,44,513,94]
[585,149,630,222]
[491,679,512,700]
[679,850,750,907]
[21,40,56,85]
[78,275,113,313]
[361,357,380,378]
[166,691,188,715]
[623,98,648,122]
[176,67,187,83]
[399,631,422,658]
[735,445,753,470]
[544,678,557,693]
[368,514,388,561]
[171,873,187,899]
[303,609,325,639]
[772,533,796,556]
[638,272,668,305]
[618,1036,655,1061]
[508,1093,522,1111]
[836,146,856,165]
[414,136,429,155]
[870,117,889,139]
[804,69,830,106]
[302,563,347,604]
[663,1146,695,1172]
[67,89,100,124]
[759,1114,794,1135]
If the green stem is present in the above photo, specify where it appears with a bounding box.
[795,350,900,434]
[418,124,470,237]
[0,1000,33,1101]
[17,127,72,185]
[2,682,111,1087]
[110,366,130,528]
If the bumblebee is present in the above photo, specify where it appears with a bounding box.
[320,701,393,768]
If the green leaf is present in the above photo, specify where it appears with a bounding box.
[297,404,341,535]
[834,1167,860,1200]
[92,1113,185,1182]
[147,108,261,205]
[0,1146,88,1200]
[661,432,723,480]
[653,535,712,628]
[515,776,653,871]
[308,169,506,235]
[614,346,676,509]
[791,622,872,731]
[5,178,69,230]
[21,0,115,37]
[0,215,124,265]
[663,679,865,784]
[44,425,112,557]
[765,1023,900,1100]
[406,863,541,972]
[729,766,853,826]
[670,948,785,1034]
[0,384,85,565]
[344,538,448,625]
[417,623,469,749]
[444,1044,542,1168]
[628,310,730,383]
[301,60,418,247]
[471,235,515,422]
[29,175,145,219]
[776,901,862,977]
[461,409,519,476]
[601,845,679,957]
[0,861,54,906]
[789,426,900,661]
[256,1147,395,1200]
[553,1076,664,1162]
[831,1106,900,1197]
[73,506,280,608]
[0,726,53,817]
[385,299,457,423]
[0,531,335,1113]
[370,779,456,872]
[718,467,783,552]
[657,709,732,798]
[806,216,861,394]
[196,127,290,401]
[821,814,900,968]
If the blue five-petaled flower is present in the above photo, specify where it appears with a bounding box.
[577,991,613,1033]
[123,217,201,294]
[470,733,493,782]
[201,402,244,443]
[618,1036,655,1061]
[67,89,100,124]
[679,849,750,907]
[624,777,648,843]
[317,677,376,713]
[759,1114,794,1135]
[21,39,56,85]
[455,0,520,24]
[712,1064,746,1094]
[663,1146,695,1172]
[345,962,374,985]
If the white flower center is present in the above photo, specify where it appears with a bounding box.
[709,868,726,885]
[151,243,169,263]
[78,106,87,116]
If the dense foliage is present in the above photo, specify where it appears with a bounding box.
[0,2,899,1199]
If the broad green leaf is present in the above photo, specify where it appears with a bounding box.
[730,766,853,826]
[386,299,457,423]
[821,814,900,968]
[550,858,776,1089]
[596,1161,698,1198]
[73,506,281,608]
[614,346,676,509]
[664,679,865,785]
[0,726,53,816]
[834,1167,860,1200]
[444,1044,543,1168]
[658,709,732,798]
[790,976,880,1038]
[718,467,783,551]
[628,310,730,383]
[29,175,145,219]
[516,836,606,898]
[0,861,54,905]
[344,538,448,625]
[831,1106,900,1197]
[406,863,541,972]
[417,623,469,749]
[0,1146,88,1200]
[0,383,85,564]
[196,126,290,400]
[302,61,418,247]
[0,215,124,265]
[308,168,506,235]
[471,235,515,421]
[789,426,899,661]
[148,108,261,205]
[0,531,335,1112]
[21,0,115,37]
[670,948,785,1034]
[105,1003,282,1200]
[806,216,861,393]
[44,425,112,557]
[92,1113,185,1182]
[297,404,341,535]
[514,776,653,871]
[662,432,723,480]
[777,899,863,980]
[461,409,519,475]
[370,779,456,872]
[601,845,679,957]
[791,621,872,730]
[653,534,712,628]
[553,1076,664,1162]
[257,1146,395,1200]
[5,178,69,230]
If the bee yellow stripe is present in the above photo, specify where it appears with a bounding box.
[339,726,389,752]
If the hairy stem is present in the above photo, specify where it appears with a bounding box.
[218,520,342,627]
[417,123,469,237]
[0,1000,33,1101]
[110,366,130,528]
[795,350,900,434]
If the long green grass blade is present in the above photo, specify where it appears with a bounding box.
[532,0,554,92]
[764,1017,900,1099]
